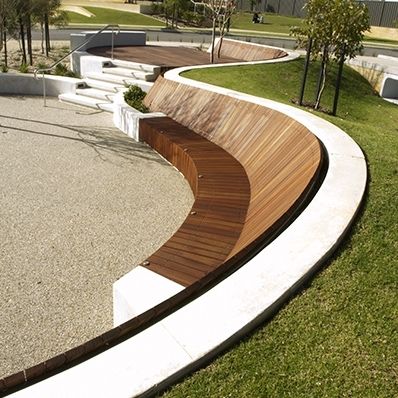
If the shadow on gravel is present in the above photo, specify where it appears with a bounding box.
[0,113,167,165]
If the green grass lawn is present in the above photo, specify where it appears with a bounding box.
[66,6,164,27]
[159,60,398,397]
[231,11,302,35]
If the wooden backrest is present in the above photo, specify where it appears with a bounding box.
[214,39,288,61]
[144,77,323,258]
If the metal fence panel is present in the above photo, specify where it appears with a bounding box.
[361,1,398,27]
[236,0,398,28]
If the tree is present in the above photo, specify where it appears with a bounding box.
[217,0,235,59]
[32,0,68,56]
[202,0,236,63]
[291,0,370,111]
[0,0,19,68]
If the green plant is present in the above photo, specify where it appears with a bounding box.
[1,64,8,73]
[36,62,50,74]
[290,0,370,109]
[54,63,77,77]
[123,85,149,113]
[19,63,29,73]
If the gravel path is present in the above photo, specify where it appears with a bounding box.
[0,96,194,379]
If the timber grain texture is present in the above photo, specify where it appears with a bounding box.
[214,39,287,61]
[139,117,251,286]
[144,76,323,259]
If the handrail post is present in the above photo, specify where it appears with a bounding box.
[33,24,120,107]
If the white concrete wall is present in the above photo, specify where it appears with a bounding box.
[70,30,147,76]
[113,266,184,326]
[73,53,111,77]
[112,91,164,142]
[0,73,84,96]
[70,30,146,53]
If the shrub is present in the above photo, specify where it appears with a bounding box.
[36,62,50,74]
[1,64,8,73]
[54,63,77,77]
[19,63,29,73]
[123,85,149,113]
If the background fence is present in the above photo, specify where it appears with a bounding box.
[236,0,398,28]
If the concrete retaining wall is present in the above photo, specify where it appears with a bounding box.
[112,91,164,142]
[0,73,84,96]
[70,30,147,76]
[70,30,146,53]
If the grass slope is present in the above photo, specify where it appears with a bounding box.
[230,12,398,44]
[66,6,164,27]
[231,12,302,34]
[160,60,398,397]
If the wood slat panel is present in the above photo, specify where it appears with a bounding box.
[214,40,288,61]
[144,77,323,259]
[139,117,251,286]
[88,45,241,69]
[88,41,287,69]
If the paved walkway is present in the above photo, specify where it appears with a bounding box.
[0,96,193,379]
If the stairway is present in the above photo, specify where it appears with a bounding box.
[59,59,160,112]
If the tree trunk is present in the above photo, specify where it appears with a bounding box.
[0,25,3,53]
[26,15,33,66]
[315,60,327,109]
[332,45,346,116]
[41,22,44,54]
[172,3,176,28]
[3,29,7,68]
[314,47,328,109]
[299,37,312,106]
[210,17,217,64]
[19,19,27,65]
[217,18,226,59]
[44,13,50,57]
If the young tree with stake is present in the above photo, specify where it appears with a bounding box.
[291,0,369,112]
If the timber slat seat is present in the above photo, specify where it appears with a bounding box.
[144,77,325,261]
[139,116,251,287]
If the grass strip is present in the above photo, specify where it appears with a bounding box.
[66,6,164,27]
[159,59,398,397]
[231,12,302,34]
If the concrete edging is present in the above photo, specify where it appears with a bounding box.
[0,73,83,97]
[8,48,367,397]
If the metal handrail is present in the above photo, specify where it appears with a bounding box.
[34,24,120,107]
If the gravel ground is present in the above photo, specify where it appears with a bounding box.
[0,96,194,379]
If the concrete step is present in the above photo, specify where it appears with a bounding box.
[76,87,116,101]
[83,77,125,93]
[59,93,114,112]
[85,72,154,92]
[110,59,161,75]
[102,66,156,81]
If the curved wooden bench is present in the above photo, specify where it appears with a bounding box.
[144,76,324,262]
[0,51,325,395]
[139,116,251,286]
